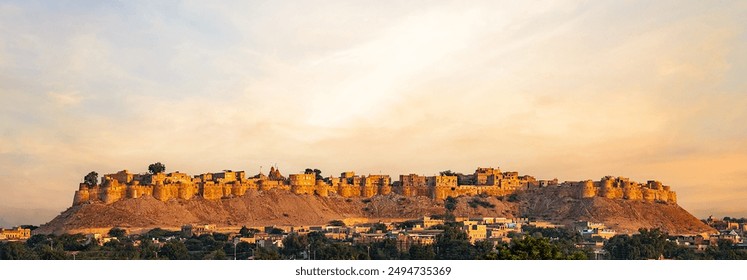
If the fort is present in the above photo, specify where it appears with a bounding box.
[72,166,677,206]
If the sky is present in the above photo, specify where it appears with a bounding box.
[1,0,746,226]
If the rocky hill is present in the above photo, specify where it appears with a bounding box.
[35,188,713,235]
[516,187,714,234]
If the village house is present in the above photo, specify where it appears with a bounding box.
[0,227,31,240]
[181,224,217,237]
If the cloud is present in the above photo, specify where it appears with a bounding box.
[47,91,83,106]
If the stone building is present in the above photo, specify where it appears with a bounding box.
[462,223,487,243]
[395,232,439,251]
[397,174,428,197]
[181,224,217,237]
[361,175,392,197]
[475,167,502,185]
[570,176,677,203]
[0,227,31,240]
[290,173,316,195]
[429,175,458,200]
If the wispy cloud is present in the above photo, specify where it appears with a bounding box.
[46,91,83,106]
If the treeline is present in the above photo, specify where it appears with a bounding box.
[0,228,247,260]
[274,225,589,260]
[3,226,744,260]
[604,228,747,260]
[0,225,589,260]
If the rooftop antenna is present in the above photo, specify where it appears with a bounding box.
[260,166,263,173]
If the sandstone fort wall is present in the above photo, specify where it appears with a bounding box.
[72,167,678,206]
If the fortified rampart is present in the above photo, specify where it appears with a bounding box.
[566,176,677,204]
[72,166,678,206]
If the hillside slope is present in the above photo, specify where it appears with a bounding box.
[36,188,713,235]
[518,187,715,235]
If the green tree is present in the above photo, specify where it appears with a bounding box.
[239,226,251,237]
[206,249,227,260]
[139,239,160,260]
[281,233,308,259]
[435,225,474,259]
[522,225,584,243]
[148,162,166,174]
[318,243,360,260]
[440,170,456,176]
[236,241,254,260]
[369,239,400,260]
[20,225,39,231]
[57,233,88,251]
[0,242,38,260]
[197,234,222,252]
[604,228,674,260]
[604,234,635,259]
[499,235,566,260]
[408,244,436,260]
[26,234,49,248]
[444,197,457,213]
[84,171,98,186]
[108,227,127,239]
[328,220,346,227]
[35,245,68,260]
[304,168,324,180]
[184,238,204,252]
[368,223,388,233]
[473,240,497,259]
[254,246,281,260]
[160,240,190,260]
[144,228,179,239]
[706,239,747,260]
[212,232,229,242]
[112,242,140,260]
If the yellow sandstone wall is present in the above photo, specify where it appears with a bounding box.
[623,185,643,201]
[177,184,196,200]
[338,185,359,197]
[73,183,91,205]
[362,185,377,198]
[202,184,223,200]
[72,169,679,206]
[153,182,179,202]
[314,184,330,197]
[101,179,127,204]
[579,180,597,198]
[231,184,247,197]
[569,177,677,204]
[379,185,392,196]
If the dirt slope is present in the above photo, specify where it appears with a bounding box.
[518,187,715,235]
[36,188,713,235]
[35,190,515,234]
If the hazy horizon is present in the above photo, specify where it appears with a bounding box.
[2,1,747,227]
